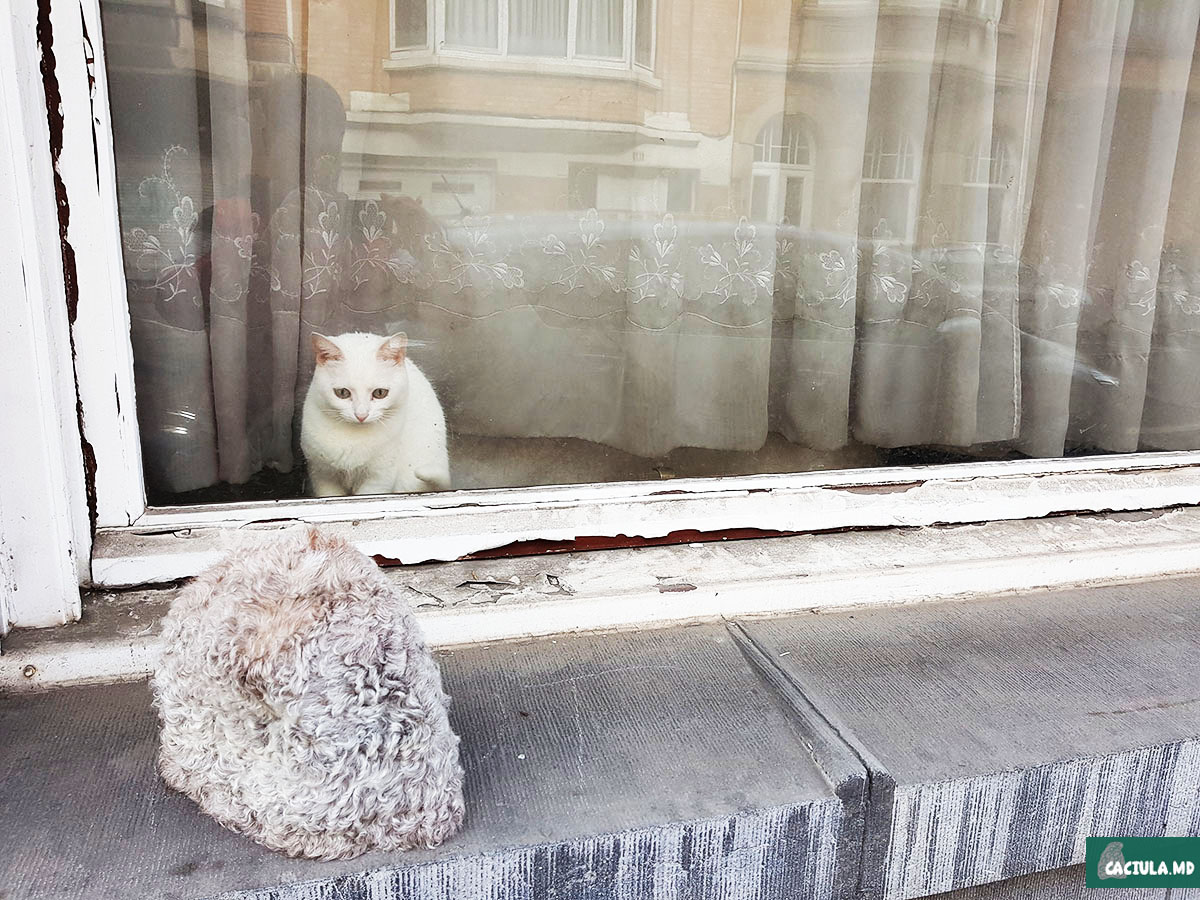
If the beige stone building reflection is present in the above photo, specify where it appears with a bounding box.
[197,0,1043,242]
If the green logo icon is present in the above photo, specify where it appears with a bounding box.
[1097,842,1126,880]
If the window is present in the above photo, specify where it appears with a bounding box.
[13,0,1200,607]
[860,129,918,240]
[395,0,428,47]
[961,134,1012,244]
[862,130,916,181]
[963,134,1009,187]
[569,164,695,214]
[750,114,814,225]
[392,0,656,68]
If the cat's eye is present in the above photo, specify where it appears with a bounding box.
[372,388,389,399]
[333,388,351,399]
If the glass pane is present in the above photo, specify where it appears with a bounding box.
[783,177,804,224]
[634,0,653,67]
[99,0,1200,505]
[509,0,568,55]
[446,0,499,48]
[666,169,694,212]
[568,163,599,208]
[576,0,623,57]
[750,174,771,221]
[394,0,427,47]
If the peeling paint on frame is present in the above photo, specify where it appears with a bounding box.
[22,0,1200,610]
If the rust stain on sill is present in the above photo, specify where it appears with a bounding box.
[370,526,803,568]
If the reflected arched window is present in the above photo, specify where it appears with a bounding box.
[861,128,918,240]
[750,114,814,226]
[962,133,1012,243]
[862,130,916,181]
[754,115,812,167]
[964,134,1010,187]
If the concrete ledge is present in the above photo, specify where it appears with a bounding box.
[0,627,850,900]
[4,579,1200,899]
[744,581,1200,898]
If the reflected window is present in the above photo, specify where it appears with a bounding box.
[398,0,654,65]
[446,0,499,49]
[750,114,813,225]
[861,128,918,240]
[962,133,1012,243]
[964,134,1009,187]
[634,0,654,67]
[862,130,916,181]
[394,0,429,47]
[569,163,695,214]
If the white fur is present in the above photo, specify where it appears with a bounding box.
[152,526,466,860]
[301,332,450,495]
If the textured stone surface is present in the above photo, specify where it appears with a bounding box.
[7,579,1200,900]
[742,582,1200,899]
[0,625,848,900]
[928,864,1164,899]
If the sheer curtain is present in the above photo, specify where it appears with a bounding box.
[509,0,568,55]
[104,0,1200,498]
[576,0,623,58]
[446,0,499,48]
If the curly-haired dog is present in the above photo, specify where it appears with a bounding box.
[153,527,465,860]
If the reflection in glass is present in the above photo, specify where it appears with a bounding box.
[446,0,499,49]
[101,0,1200,504]
[634,0,653,67]
[394,0,427,48]
[576,0,624,58]
[509,0,568,56]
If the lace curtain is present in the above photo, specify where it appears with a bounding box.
[106,0,1200,497]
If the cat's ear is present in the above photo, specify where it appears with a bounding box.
[311,333,343,365]
[377,332,408,365]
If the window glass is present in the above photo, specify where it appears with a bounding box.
[100,0,1200,505]
[395,0,427,47]
[509,0,569,56]
[634,0,653,67]
[446,0,499,49]
[576,0,624,58]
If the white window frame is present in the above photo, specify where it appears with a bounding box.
[8,0,1200,624]
[389,0,655,74]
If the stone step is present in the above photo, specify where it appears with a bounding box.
[4,578,1200,899]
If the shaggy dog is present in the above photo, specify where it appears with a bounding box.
[153,526,465,860]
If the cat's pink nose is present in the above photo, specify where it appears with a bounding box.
[355,412,368,422]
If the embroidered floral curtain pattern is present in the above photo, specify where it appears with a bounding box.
[105,0,1200,497]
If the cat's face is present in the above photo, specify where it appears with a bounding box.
[310,332,409,425]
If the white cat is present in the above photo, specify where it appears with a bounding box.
[301,332,450,496]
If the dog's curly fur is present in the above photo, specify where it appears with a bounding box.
[152,527,465,860]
